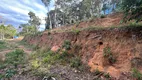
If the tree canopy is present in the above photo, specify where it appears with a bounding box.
[42,0,121,30]
[121,0,142,22]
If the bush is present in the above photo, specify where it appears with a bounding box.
[5,49,25,66]
[62,40,71,50]
[5,69,17,79]
[0,41,7,50]
[132,68,142,80]
[103,47,116,64]
[104,73,111,79]
[70,57,82,68]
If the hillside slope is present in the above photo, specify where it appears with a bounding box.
[23,23,142,79]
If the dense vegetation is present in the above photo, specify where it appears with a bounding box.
[0,25,16,40]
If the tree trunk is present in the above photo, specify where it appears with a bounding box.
[47,7,52,29]
[54,0,57,28]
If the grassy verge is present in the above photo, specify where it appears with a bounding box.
[0,41,7,51]
[0,49,26,80]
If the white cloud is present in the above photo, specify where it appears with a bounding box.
[0,0,50,29]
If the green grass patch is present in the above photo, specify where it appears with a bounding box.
[0,41,7,50]
[132,68,142,80]
[0,49,26,79]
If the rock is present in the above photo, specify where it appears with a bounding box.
[51,46,60,52]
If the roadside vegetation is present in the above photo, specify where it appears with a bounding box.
[0,49,26,80]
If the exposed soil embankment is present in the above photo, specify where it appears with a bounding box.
[23,26,142,79]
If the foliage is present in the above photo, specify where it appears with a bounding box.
[93,69,102,76]
[0,41,7,50]
[0,49,26,79]
[72,29,80,35]
[5,49,26,66]
[5,69,16,78]
[42,0,120,29]
[104,73,111,79]
[0,74,4,80]
[28,11,41,30]
[103,47,116,64]
[62,40,71,50]
[0,25,16,39]
[70,57,82,69]
[132,68,142,80]
[121,0,142,22]
[19,24,38,36]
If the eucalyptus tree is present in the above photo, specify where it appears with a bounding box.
[42,0,53,29]
[28,11,41,32]
[121,0,142,22]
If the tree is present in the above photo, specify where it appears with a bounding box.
[19,23,36,35]
[0,25,16,39]
[42,0,122,29]
[121,0,142,22]
[42,0,53,29]
[28,11,41,32]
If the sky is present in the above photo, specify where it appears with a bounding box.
[0,0,54,31]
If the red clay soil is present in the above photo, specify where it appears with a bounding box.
[23,25,142,79]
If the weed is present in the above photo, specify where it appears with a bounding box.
[42,50,60,64]
[72,29,80,35]
[31,59,40,69]
[93,69,102,76]
[103,47,111,57]
[0,41,7,50]
[0,74,4,80]
[33,44,40,50]
[103,47,116,64]
[70,57,82,69]
[104,73,111,79]
[132,68,142,80]
[5,69,17,79]
[5,49,26,67]
[62,40,71,50]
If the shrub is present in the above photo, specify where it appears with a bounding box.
[0,41,5,44]
[5,49,25,66]
[0,41,7,50]
[70,57,82,68]
[132,68,142,80]
[103,47,116,64]
[62,40,71,50]
[104,73,111,79]
[31,60,40,69]
[5,69,17,79]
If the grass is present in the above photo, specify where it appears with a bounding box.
[18,41,38,50]
[30,46,83,71]
[0,41,7,50]
[71,29,80,35]
[0,49,26,79]
[132,68,142,80]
